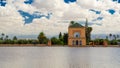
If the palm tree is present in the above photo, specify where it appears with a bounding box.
[117,35,119,40]
[109,33,112,40]
[5,35,8,40]
[2,33,4,36]
[1,33,5,40]
[106,36,108,40]
[113,35,116,40]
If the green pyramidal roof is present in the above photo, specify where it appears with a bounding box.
[69,23,84,28]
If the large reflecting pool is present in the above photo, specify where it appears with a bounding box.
[0,47,120,68]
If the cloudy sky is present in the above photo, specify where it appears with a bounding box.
[0,0,120,38]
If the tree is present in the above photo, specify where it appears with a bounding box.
[116,35,119,40]
[85,19,92,45]
[113,35,116,40]
[59,32,63,42]
[86,27,92,44]
[106,36,108,40]
[37,32,48,44]
[70,21,75,25]
[1,33,5,40]
[63,33,68,45]
[109,33,112,40]
[59,32,62,39]
[1,33,4,37]
[13,36,17,40]
[51,37,63,45]
[51,37,58,44]
[5,35,8,40]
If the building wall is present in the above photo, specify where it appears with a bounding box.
[68,27,86,46]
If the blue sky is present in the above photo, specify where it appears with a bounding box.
[107,9,116,15]
[18,10,52,24]
[89,9,101,14]
[64,0,76,3]
[0,0,120,38]
[0,0,7,6]
[24,0,34,4]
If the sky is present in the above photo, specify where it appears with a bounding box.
[0,0,120,39]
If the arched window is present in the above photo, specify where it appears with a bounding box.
[79,40,82,45]
[74,32,80,38]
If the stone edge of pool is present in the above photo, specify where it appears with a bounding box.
[0,44,120,47]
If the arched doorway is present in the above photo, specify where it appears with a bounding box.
[76,40,78,45]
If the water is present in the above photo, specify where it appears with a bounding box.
[0,47,120,68]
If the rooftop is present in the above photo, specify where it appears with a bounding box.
[69,22,84,28]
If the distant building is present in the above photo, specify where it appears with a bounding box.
[68,22,86,46]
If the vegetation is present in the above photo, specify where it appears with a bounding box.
[69,20,119,45]
[92,34,120,45]
[51,32,68,45]
[85,19,93,45]
[0,32,119,45]
[37,32,48,44]
[91,39,104,45]
[0,33,38,44]
[107,34,120,45]
[0,20,119,46]
[86,27,92,44]
[0,32,68,45]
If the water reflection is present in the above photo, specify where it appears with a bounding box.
[0,47,120,68]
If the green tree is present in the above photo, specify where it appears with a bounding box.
[1,33,4,37]
[12,36,18,44]
[59,32,62,41]
[51,37,58,45]
[113,35,117,40]
[106,36,108,40]
[85,19,92,45]
[1,33,5,40]
[37,32,48,44]
[51,37,63,45]
[116,35,119,40]
[70,21,75,25]
[13,36,17,40]
[5,35,8,40]
[111,40,117,45]
[109,33,112,40]
[86,27,92,44]
[63,33,68,45]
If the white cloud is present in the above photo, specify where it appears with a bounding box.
[0,0,120,38]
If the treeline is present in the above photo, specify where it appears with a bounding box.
[0,32,68,45]
[106,34,120,45]
[0,32,120,45]
[51,32,68,45]
[37,32,68,45]
[0,33,38,44]
[91,34,120,45]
